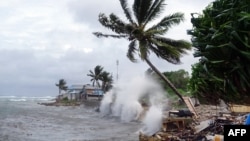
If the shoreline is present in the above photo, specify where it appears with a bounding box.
[38,98,101,107]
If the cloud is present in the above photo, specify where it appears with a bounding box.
[67,0,122,28]
[0,0,213,96]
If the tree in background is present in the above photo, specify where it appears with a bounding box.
[87,65,114,92]
[87,65,104,88]
[188,0,250,104]
[55,79,68,95]
[163,69,189,91]
[188,63,221,104]
[93,0,191,102]
[101,71,113,92]
[147,68,190,96]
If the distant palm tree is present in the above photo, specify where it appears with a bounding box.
[101,71,113,92]
[87,65,104,88]
[55,79,67,95]
[93,0,191,102]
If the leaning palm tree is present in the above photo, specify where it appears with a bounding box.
[87,65,104,88]
[55,79,67,95]
[93,0,191,102]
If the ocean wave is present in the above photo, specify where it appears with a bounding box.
[9,98,27,102]
[0,96,56,102]
[0,95,17,98]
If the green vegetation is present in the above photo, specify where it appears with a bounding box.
[61,97,69,102]
[187,0,250,104]
[146,68,191,99]
[87,65,113,92]
[163,69,190,92]
[58,97,80,106]
[55,79,68,95]
[93,0,191,102]
[100,71,113,92]
[87,65,104,88]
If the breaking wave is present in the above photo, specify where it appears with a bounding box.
[0,96,55,102]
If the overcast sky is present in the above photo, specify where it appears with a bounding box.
[0,0,213,96]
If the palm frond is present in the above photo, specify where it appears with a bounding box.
[119,0,136,24]
[138,0,153,24]
[149,38,183,64]
[132,0,142,25]
[143,0,165,26]
[93,32,127,38]
[145,28,167,36]
[87,70,94,76]
[127,40,138,62]
[154,36,192,54]
[151,47,180,64]
[147,12,184,32]
[97,13,127,34]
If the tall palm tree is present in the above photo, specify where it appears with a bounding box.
[87,65,104,88]
[55,79,67,95]
[93,0,191,102]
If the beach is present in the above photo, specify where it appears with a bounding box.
[0,96,142,141]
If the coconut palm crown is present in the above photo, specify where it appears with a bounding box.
[55,79,67,95]
[93,0,191,102]
[87,65,104,88]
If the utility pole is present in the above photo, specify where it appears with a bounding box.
[116,60,119,82]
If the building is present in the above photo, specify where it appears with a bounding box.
[58,84,104,101]
[67,84,84,100]
[82,84,104,100]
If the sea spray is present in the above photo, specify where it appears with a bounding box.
[99,90,114,116]
[99,75,168,124]
[140,106,163,136]
[120,101,143,122]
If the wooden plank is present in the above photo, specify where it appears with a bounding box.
[183,96,198,119]
[229,104,250,113]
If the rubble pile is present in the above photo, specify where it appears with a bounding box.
[139,103,248,141]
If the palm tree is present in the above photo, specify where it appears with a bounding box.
[55,79,67,95]
[101,71,113,92]
[93,0,191,102]
[87,65,104,88]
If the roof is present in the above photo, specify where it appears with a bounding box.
[83,85,102,90]
[68,84,84,90]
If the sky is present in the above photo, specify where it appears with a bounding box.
[0,0,214,96]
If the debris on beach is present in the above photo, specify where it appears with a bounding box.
[139,97,249,141]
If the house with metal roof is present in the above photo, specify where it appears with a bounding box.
[81,84,104,100]
[66,84,84,100]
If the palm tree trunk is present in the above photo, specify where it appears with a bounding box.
[145,58,185,103]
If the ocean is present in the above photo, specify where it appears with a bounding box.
[0,96,142,141]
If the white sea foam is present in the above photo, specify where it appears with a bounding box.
[100,91,114,116]
[100,74,169,135]
[0,95,55,102]
[140,106,163,136]
[9,98,27,102]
